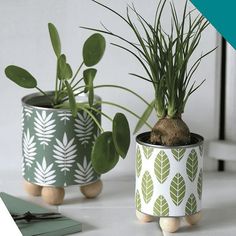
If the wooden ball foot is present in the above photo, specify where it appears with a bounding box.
[185,212,202,225]
[80,180,103,199]
[41,186,65,205]
[24,180,42,196]
[159,217,180,233]
[136,210,154,223]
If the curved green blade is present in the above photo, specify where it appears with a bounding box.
[5,65,37,89]
[133,100,155,134]
[83,33,106,67]
[112,113,130,158]
[92,131,119,174]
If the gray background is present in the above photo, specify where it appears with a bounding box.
[0,0,219,178]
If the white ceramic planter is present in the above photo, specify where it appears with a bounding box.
[135,132,203,217]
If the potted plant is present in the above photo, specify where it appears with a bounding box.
[5,23,131,205]
[84,0,214,232]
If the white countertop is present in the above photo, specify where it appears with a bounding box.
[1,170,236,236]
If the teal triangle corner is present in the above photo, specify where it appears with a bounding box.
[190,0,236,49]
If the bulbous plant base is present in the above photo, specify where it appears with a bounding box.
[24,180,42,196]
[80,180,103,199]
[150,118,191,146]
[41,187,65,205]
[136,210,155,223]
[24,180,103,205]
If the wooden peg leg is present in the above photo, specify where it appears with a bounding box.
[185,211,202,225]
[24,180,42,196]
[136,210,154,223]
[80,180,103,199]
[159,217,180,233]
[41,186,65,205]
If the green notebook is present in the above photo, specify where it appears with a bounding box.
[0,192,82,236]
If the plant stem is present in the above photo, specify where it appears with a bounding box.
[54,60,59,103]
[70,62,84,85]
[72,77,84,90]
[94,84,150,106]
[74,84,151,106]
[89,106,113,122]
[35,87,54,106]
[80,106,104,132]
[97,100,152,130]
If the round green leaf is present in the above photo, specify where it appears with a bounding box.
[112,113,130,158]
[92,131,119,174]
[5,65,37,88]
[83,33,106,67]
[48,23,61,58]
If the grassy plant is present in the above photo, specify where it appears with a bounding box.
[83,0,214,146]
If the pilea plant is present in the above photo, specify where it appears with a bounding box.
[4,23,133,174]
[84,0,215,146]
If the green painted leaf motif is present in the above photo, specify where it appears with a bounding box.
[142,146,154,159]
[141,171,153,204]
[153,195,169,216]
[136,147,142,177]
[154,151,170,184]
[170,173,186,206]
[186,149,198,182]
[171,148,186,161]
[197,169,203,200]
[185,193,197,215]
[136,190,142,211]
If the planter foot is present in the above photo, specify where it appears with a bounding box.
[185,212,202,225]
[41,186,65,205]
[24,180,42,196]
[136,210,154,223]
[159,217,180,233]
[80,180,103,199]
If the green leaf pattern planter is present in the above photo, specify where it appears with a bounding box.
[22,93,101,187]
[135,132,203,217]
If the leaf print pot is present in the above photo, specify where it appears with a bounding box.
[22,92,102,205]
[135,132,203,232]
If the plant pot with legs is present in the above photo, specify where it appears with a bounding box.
[5,23,131,205]
[88,0,215,232]
[135,132,203,232]
[22,92,103,205]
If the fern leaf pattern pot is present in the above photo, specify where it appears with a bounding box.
[22,92,101,188]
[135,132,203,217]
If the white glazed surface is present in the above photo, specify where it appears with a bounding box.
[135,143,203,217]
